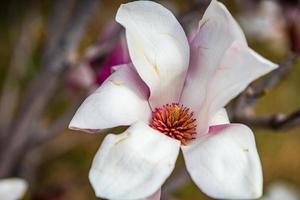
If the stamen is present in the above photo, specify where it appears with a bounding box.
[149,103,197,145]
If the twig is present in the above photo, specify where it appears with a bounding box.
[18,94,86,183]
[233,108,300,130]
[30,94,86,147]
[45,0,74,52]
[0,10,42,135]
[247,53,296,103]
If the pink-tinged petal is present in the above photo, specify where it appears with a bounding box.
[205,41,278,130]
[116,1,189,109]
[184,40,278,135]
[208,108,229,126]
[182,124,263,199]
[89,122,180,199]
[180,0,247,114]
[209,41,278,104]
[0,178,28,200]
[69,64,151,132]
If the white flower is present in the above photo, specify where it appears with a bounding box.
[0,178,28,200]
[69,1,278,199]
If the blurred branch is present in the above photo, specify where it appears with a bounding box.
[45,0,74,51]
[30,94,86,147]
[18,94,87,183]
[247,53,296,102]
[0,10,42,135]
[0,0,98,177]
[233,108,300,130]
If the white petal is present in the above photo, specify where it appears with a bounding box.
[0,178,28,200]
[180,0,247,113]
[208,108,229,126]
[69,64,151,132]
[116,1,189,108]
[89,122,180,199]
[182,124,263,199]
[207,41,278,123]
[184,40,277,135]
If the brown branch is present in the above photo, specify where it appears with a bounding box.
[45,0,74,52]
[247,53,296,103]
[0,0,98,177]
[233,108,300,131]
[0,10,42,135]
[30,94,86,147]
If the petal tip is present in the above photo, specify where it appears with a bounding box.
[88,169,102,198]
[115,3,127,23]
[116,1,163,24]
[68,116,82,131]
[68,118,100,133]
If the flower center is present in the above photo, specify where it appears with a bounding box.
[149,103,197,145]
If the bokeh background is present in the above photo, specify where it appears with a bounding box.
[0,0,300,199]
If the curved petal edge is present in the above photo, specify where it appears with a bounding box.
[182,123,263,199]
[116,1,190,108]
[69,64,151,132]
[89,122,180,199]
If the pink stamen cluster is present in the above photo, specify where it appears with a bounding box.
[150,103,197,145]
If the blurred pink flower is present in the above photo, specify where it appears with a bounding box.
[95,35,130,85]
[67,28,129,92]
[69,1,278,199]
[67,63,95,93]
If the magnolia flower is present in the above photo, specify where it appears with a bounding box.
[69,1,278,199]
[67,63,95,92]
[67,23,130,93]
[0,178,28,200]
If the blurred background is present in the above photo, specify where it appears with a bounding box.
[0,0,299,199]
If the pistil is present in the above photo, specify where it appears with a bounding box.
[150,103,197,145]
